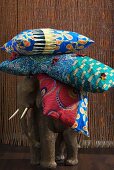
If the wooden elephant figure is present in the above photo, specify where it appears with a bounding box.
[16,76,78,169]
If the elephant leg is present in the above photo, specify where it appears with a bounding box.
[21,107,40,165]
[30,145,40,165]
[39,116,57,168]
[63,128,78,166]
[28,107,40,165]
[55,133,65,163]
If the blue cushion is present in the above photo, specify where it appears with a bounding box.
[1,28,94,55]
[0,54,114,93]
[72,91,89,136]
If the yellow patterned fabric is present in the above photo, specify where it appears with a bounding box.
[1,28,94,56]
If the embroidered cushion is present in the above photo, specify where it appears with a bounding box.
[37,73,89,136]
[1,28,94,56]
[0,54,114,93]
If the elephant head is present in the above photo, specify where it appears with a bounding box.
[9,76,41,120]
[9,76,42,152]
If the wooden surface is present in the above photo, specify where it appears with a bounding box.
[0,0,114,147]
[0,145,114,170]
[1,155,114,170]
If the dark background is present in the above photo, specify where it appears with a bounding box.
[0,0,114,148]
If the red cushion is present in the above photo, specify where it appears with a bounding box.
[37,73,79,127]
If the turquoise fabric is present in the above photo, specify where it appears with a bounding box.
[0,54,114,93]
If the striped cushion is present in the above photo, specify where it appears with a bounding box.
[1,28,94,56]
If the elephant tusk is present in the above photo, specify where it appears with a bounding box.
[20,108,28,119]
[9,109,19,120]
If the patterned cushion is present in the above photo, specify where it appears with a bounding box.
[37,73,89,136]
[1,28,94,55]
[0,54,114,93]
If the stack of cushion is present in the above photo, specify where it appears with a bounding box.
[0,28,113,136]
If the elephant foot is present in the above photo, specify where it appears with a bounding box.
[30,149,40,165]
[40,161,57,169]
[65,159,78,166]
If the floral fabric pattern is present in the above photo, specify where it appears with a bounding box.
[0,54,114,93]
[37,73,89,136]
[1,28,94,56]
